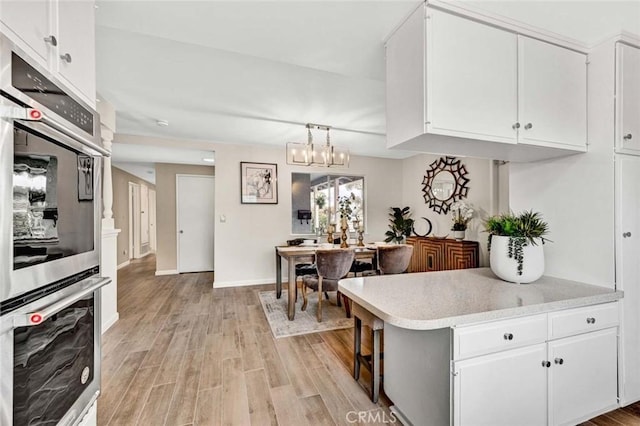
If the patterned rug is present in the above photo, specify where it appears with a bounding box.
[258,290,354,338]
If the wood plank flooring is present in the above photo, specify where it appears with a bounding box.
[100,255,640,425]
[99,255,388,425]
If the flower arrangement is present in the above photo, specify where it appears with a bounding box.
[450,201,474,231]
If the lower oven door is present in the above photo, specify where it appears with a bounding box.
[0,275,110,426]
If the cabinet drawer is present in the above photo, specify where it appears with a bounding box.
[548,302,619,339]
[453,314,547,360]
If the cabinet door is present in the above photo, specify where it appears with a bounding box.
[616,43,640,154]
[453,343,547,426]
[56,0,96,105]
[548,328,618,426]
[0,0,50,64]
[518,36,587,149]
[426,9,518,144]
[616,155,640,405]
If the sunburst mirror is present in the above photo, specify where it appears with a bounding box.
[422,156,470,214]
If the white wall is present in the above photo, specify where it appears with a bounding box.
[508,37,616,288]
[401,154,497,266]
[212,143,404,286]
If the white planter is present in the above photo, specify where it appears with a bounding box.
[452,230,465,241]
[489,236,545,284]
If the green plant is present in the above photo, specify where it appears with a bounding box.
[384,207,415,243]
[338,194,355,220]
[315,193,327,210]
[484,210,550,276]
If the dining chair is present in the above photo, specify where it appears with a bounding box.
[300,248,355,322]
[353,244,414,403]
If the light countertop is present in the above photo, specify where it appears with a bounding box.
[338,268,623,330]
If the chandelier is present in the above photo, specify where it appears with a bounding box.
[286,123,350,167]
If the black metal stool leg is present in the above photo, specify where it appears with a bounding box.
[371,328,381,403]
[354,316,362,380]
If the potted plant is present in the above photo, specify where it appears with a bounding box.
[450,201,474,240]
[484,210,550,284]
[384,207,415,243]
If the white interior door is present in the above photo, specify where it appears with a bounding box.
[149,189,157,252]
[128,182,141,259]
[617,154,640,405]
[140,184,149,246]
[177,175,215,273]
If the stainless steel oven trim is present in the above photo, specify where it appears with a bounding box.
[0,275,107,426]
[0,34,101,148]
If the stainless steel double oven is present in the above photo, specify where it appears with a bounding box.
[0,35,111,425]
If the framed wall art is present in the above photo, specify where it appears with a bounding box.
[240,162,278,204]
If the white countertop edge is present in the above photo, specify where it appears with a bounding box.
[339,287,623,331]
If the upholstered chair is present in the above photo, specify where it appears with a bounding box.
[301,248,355,322]
[376,244,414,274]
[353,244,414,403]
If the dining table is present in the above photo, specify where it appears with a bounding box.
[275,244,377,320]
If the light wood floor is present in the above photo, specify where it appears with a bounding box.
[99,255,390,425]
[100,255,640,425]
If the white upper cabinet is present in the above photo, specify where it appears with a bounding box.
[57,0,96,106]
[0,1,50,64]
[0,0,96,106]
[518,36,587,149]
[385,3,588,162]
[427,9,518,145]
[616,43,640,154]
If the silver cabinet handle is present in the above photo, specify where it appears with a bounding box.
[554,358,564,365]
[503,333,514,340]
[586,317,596,324]
[623,232,632,238]
[179,230,184,234]
[524,123,533,130]
[44,35,57,46]
[60,53,72,63]
[512,122,520,130]
[623,134,633,140]
[542,361,551,368]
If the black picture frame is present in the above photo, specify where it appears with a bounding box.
[77,155,94,201]
[240,162,278,204]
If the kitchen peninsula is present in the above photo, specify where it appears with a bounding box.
[339,268,623,426]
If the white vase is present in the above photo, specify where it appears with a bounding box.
[489,236,545,284]
[452,230,465,241]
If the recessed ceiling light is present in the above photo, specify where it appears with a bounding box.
[202,158,215,163]
[156,119,169,127]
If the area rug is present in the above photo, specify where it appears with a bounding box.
[259,290,354,338]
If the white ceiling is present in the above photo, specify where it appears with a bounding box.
[111,143,215,183]
[96,0,640,161]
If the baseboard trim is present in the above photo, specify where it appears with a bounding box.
[102,312,119,334]
[214,278,278,288]
[117,260,130,270]
[155,269,179,276]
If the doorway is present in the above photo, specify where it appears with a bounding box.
[176,175,215,273]
[128,182,141,259]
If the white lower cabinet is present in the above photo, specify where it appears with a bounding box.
[454,343,548,426]
[453,304,619,426]
[548,328,618,426]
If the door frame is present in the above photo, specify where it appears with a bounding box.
[149,188,157,252]
[128,182,141,259]
[176,174,215,273]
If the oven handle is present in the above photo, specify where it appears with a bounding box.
[39,114,111,157]
[13,277,112,327]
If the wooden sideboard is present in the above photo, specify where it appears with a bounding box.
[406,237,479,272]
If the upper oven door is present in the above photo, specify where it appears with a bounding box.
[0,35,105,303]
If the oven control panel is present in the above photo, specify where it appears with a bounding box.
[11,53,94,135]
